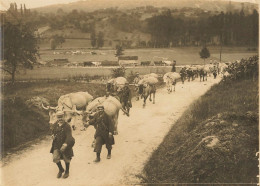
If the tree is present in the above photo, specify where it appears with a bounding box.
[199,47,210,64]
[97,31,104,48]
[90,31,96,48]
[3,21,39,84]
[115,45,124,57]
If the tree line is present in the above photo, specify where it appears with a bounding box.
[146,9,258,48]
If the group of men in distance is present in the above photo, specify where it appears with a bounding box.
[50,77,134,179]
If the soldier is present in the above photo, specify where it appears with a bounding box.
[133,72,141,84]
[179,67,186,84]
[171,60,176,72]
[89,105,114,163]
[50,111,75,179]
[133,73,142,101]
[119,83,132,116]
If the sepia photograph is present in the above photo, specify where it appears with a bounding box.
[0,0,259,185]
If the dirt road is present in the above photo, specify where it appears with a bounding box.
[1,77,221,186]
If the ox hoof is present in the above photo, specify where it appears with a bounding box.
[113,131,118,135]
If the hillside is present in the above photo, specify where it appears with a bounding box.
[34,0,258,14]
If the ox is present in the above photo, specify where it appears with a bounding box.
[138,84,156,107]
[164,76,176,93]
[84,96,128,135]
[163,72,181,93]
[199,68,207,81]
[92,61,101,67]
[42,92,93,130]
[141,61,151,66]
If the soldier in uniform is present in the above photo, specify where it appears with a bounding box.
[133,73,142,100]
[50,111,75,179]
[171,60,176,72]
[179,67,186,84]
[119,83,132,116]
[89,105,114,162]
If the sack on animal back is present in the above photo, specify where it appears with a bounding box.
[115,77,127,85]
[143,73,158,79]
[86,97,107,112]
[164,72,180,81]
[142,76,158,85]
[102,101,120,116]
[106,96,122,108]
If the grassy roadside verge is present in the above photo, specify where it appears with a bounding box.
[142,78,259,184]
[1,81,107,154]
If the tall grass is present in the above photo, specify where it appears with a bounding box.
[142,78,258,184]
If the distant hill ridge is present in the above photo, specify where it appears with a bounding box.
[34,0,258,13]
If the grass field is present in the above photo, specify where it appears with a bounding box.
[142,78,259,183]
[39,47,258,65]
[4,66,172,81]
[4,47,257,81]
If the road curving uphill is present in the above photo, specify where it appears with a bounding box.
[1,77,221,186]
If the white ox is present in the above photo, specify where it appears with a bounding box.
[91,61,101,67]
[84,96,128,135]
[42,92,93,130]
[163,72,181,93]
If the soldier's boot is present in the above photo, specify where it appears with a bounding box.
[107,149,111,159]
[63,163,70,178]
[94,152,101,162]
[56,161,64,178]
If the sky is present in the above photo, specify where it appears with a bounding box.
[0,0,259,11]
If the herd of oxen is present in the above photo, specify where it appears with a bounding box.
[41,62,229,135]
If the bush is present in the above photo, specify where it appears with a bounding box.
[111,66,126,78]
[225,55,258,81]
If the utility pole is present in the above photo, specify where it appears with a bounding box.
[220,30,223,63]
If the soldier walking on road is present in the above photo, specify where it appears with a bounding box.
[89,105,115,162]
[119,83,132,116]
[50,111,75,179]
[180,67,186,84]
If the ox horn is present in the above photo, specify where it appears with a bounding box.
[50,106,58,110]
[42,103,50,110]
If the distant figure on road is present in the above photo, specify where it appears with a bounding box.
[171,60,176,72]
[118,83,132,116]
[50,111,75,179]
[213,69,217,79]
[180,67,186,84]
[89,105,115,162]
[133,72,142,100]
